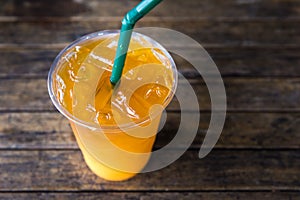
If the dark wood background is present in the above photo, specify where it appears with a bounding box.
[0,0,300,199]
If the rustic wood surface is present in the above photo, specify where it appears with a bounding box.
[0,0,299,199]
[1,112,300,149]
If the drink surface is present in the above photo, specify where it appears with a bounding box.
[54,33,174,128]
[51,32,175,181]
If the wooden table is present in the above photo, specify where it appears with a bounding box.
[1,0,300,199]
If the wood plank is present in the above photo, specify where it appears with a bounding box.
[0,0,299,18]
[0,49,55,78]
[0,192,299,200]
[0,112,75,149]
[1,78,300,112]
[0,20,298,46]
[1,47,300,78]
[0,150,299,190]
[208,47,300,77]
[0,79,53,111]
[0,112,300,149]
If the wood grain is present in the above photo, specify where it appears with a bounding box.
[0,0,299,198]
[0,112,300,149]
[0,0,299,18]
[1,78,300,112]
[1,47,300,78]
[0,150,299,191]
[0,192,299,200]
[0,20,298,46]
[0,79,53,111]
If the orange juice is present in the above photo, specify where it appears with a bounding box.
[48,31,177,181]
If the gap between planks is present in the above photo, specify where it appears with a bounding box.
[0,189,299,193]
[0,43,300,50]
[0,148,299,151]
[0,16,300,22]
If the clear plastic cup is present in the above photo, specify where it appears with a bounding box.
[48,30,178,181]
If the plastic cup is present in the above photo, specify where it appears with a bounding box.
[48,30,178,181]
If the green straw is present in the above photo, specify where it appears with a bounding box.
[110,0,163,85]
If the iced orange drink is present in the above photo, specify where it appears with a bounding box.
[48,30,177,181]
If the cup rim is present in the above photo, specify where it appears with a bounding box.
[47,29,178,131]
